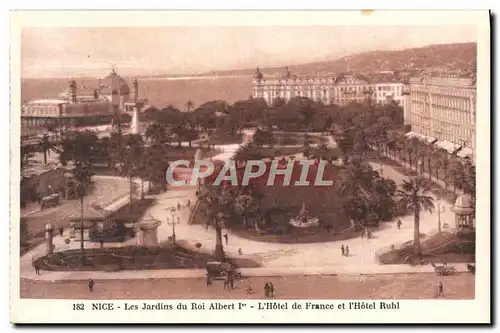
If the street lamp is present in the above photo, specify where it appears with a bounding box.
[167,206,180,243]
[436,196,446,233]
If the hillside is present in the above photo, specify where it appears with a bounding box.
[202,42,476,77]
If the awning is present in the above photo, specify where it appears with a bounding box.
[406,132,437,145]
[426,136,437,144]
[435,140,462,154]
[457,147,474,159]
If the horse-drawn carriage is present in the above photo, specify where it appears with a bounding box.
[205,261,242,280]
[41,193,60,209]
[431,263,457,276]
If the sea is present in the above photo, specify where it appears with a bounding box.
[20,75,253,110]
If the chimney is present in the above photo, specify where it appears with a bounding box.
[69,80,77,103]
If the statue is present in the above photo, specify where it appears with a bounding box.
[290,200,319,228]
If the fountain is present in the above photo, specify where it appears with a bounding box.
[289,201,320,228]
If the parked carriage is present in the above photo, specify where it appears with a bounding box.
[431,263,457,276]
[205,261,242,280]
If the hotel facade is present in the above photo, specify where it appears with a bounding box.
[403,72,476,161]
[252,67,405,108]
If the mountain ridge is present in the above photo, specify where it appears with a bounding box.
[193,42,476,78]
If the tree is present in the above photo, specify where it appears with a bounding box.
[20,218,30,248]
[145,123,168,145]
[56,130,100,168]
[197,185,234,260]
[119,134,145,211]
[395,176,435,256]
[36,134,57,165]
[337,155,377,225]
[21,144,35,171]
[73,165,93,265]
[234,193,260,228]
[462,157,476,204]
[447,157,465,194]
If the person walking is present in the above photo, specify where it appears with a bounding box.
[223,273,230,291]
[341,245,345,257]
[206,275,212,286]
[177,202,181,211]
[59,227,64,236]
[224,233,229,246]
[264,282,270,297]
[437,281,444,298]
[34,262,40,275]
[229,273,235,290]
[246,284,253,295]
[187,199,191,208]
[360,228,365,239]
[397,219,402,229]
[269,282,275,297]
[345,245,350,257]
[88,278,95,292]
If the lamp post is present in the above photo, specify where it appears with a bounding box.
[167,206,180,243]
[437,197,446,233]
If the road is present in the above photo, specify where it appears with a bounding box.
[20,273,474,300]
[21,176,129,241]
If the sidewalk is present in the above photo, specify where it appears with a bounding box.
[19,143,469,283]
[21,262,474,282]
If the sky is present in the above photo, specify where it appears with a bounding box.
[21,26,477,78]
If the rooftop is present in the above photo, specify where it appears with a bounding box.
[26,99,68,105]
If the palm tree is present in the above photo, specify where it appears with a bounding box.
[197,186,234,260]
[337,156,376,225]
[36,134,57,165]
[395,176,435,256]
[73,165,92,265]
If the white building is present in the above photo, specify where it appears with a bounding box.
[252,67,405,107]
[403,72,476,161]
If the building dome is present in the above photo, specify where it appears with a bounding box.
[101,69,130,95]
[254,67,263,80]
[452,194,474,215]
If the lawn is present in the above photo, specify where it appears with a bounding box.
[377,231,475,264]
[34,244,259,272]
[193,162,355,243]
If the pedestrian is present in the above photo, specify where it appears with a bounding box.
[223,273,229,291]
[187,199,191,208]
[269,282,275,297]
[341,245,345,257]
[397,219,402,229]
[264,282,270,297]
[246,284,253,295]
[229,273,235,290]
[206,275,212,286]
[177,202,181,211]
[100,240,104,248]
[34,263,40,275]
[345,245,350,257]
[88,278,95,292]
[360,228,365,239]
[238,248,243,256]
[437,281,444,297]
[224,233,228,246]
[59,227,64,236]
